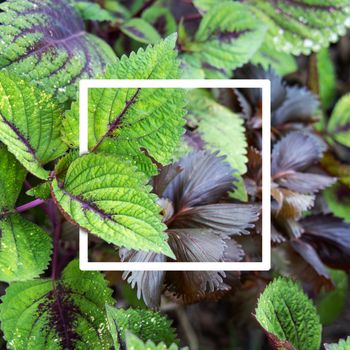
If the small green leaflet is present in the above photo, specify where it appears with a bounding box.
[327,93,350,148]
[323,184,350,223]
[0,144,26,210]
[121,18,161,44]
[63,34,185,174]
[0,260,114,350]
[325,337,350,350]
[26,182,51,200]
[0,0,116,101]
[0,72,67,179]
[183,2,266,77]
[142,6,177,37]
[255,278,322,350]
[0,145,51,283]
[317,269,348,325]
[51,153,174,257]
[247,0,350,55]
[124,332,189,350]
[72,1,115,21]
[0,214,52,283]
[106,305,177,347]
[317,48,336,109]
[251,41,297,76]
[187,89,247,201]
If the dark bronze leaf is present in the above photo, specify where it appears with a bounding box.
[172,203,260,235]
[120,249,166,309]
[162,151,236,211]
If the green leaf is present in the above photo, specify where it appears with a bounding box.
[317,269,348,325]
[193,0,217,13]
[187,89,247,200]
[247,0,350,55]
[0,72,67,179]
[327,93,350,148]
[255,278,322,350]
[51,153,174,257]
[142,6,177,37]
[106,306,177,347]
[317,48,336,109]
[184,2,266,76]
[26,182,51,200]
[0,144,26,211]
[63,34,185,172]
[251,41,297,76]
[323,183,350,222]
[0,260,114,349]
[325,337,350,350]
[125,332,189,350]
[0,213,51,283]
[0,0,116,101]
[121,18,161,44]
[73,1,115,21]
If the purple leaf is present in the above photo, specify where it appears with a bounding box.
[172,203,260,235]
[165,228,242,304]
[300,215,350,270]
[162,151,236,211]
[291,239,331,282]
[272,132,326,176]
[120,249,166,309]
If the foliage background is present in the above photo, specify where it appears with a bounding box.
[0,0,350,349]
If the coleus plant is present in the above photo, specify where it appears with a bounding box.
[0,0,349,349]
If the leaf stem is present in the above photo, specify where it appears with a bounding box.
[16,198,45,213]
[49,200,62,280]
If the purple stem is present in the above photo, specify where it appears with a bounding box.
[16,198,45,213]
[48,200,61,280]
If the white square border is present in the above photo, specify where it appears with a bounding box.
[79,79,271,271]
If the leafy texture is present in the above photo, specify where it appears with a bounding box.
[325,337,350,350]
[125,332,188,350]
[317,48,336,109]
[0,72,67,179]
[317,269,348,325]
[122,151,259,307]
[63,34,185,173]
[187,89,247,200]
[255,278,322,350]
[0,144,26,210]
[0,0,116,101]
[106,306,177,347]
[0,214,51,283]
[247,0,350,55]
[0,145,51,282]
[0,260,114,350]
[121,18,161,44]
[51,153,174,257]
[183,2,266,76]
[327,93,350,148]
[73,1,114,21]
[324,184,350,222]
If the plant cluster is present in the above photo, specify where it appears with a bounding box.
[0,0,349,349]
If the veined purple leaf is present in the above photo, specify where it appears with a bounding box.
[291,239,331,284]
[272,132,326,175]
[165,228,242,304]
[235,65,319,128]
[278,172,336,194]
[300,215,350,270]
[162,151,236,212]
[173,203,260,235]
[120,249,166,309]
[0,0,116,101]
